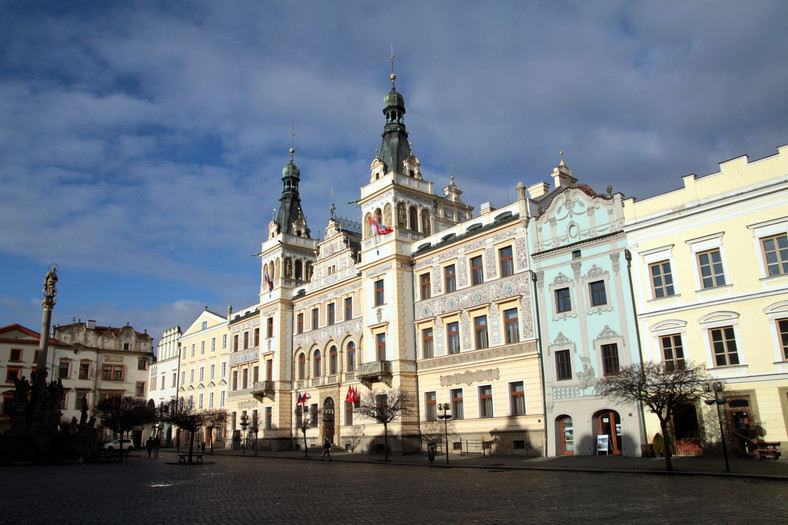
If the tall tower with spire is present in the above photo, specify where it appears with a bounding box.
[378,72,410,176]
[273,142,311,238]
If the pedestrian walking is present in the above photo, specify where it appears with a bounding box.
[428,445,435,464]
[321,438,332,461]
[201,442,206,453]
[146,437,153,458]
[153,437,160,458]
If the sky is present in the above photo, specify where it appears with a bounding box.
[2,0,787,350]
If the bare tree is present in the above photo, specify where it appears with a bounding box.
[595,361,708,471]
[162,398,205,463]
[355,388,414,462]
[96,396,155,463]
[202,409,227,454]
[419,419,456,453]
[295,405,310,457]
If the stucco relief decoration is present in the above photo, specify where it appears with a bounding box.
[555,192,588,221]
[571,260,582,279]
[293,320,363,349]
[432,265,441,294]
[485,246,495,279]
[552,272,571,286]
[594,325,620,343]
[489,308,501,346]
[461,312,471,351]
[413,228,518,271]
[440,368,500,387]
[610,252,621,274]
[519,295,535,340]
[515,237,528,270]
[576,356,596,390]
[376,308,383,323]
[367,263,393,279]
[586,265,607,279]
[457,255,468,287]
[414,274,530,321]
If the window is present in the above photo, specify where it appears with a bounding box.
[779,319,788,360]
[697,249,726,288]
[102,365,124,381]
[504,308,519,344]
[601,344,620,375]
[199,366,205,382]
[58,360,70,379]
[375,394,388,419]
[75,390,89,411]
[445,265,456,293]
[190,369,195,383]
[253,365,259,384]
[450,388,464,420]
[329,346,338,375]
[6,367,21,383]
[211,337,216,352]
[221,362,226,378]
[266,359,273,381]
[181,370,186,386]
[589,281,607,306]
[79,362,89,380]
[420,273,431,300]
[201,321,208,330]
[222,334,227,349]
[313,351,321,377]
[244,331,249,349]
[265,407,272,430]
[198,393,204,409]
[346,342,356,371]
[310,403,318,427]
[9,348,22,362]
[209,392,215,409]
[312,308,319,330]
[649,261,675,298]
[191,344,195,357]
[661,335,686,371]
[555,288,572,313]
[711,326,739,367]
[210,363,215,380]
[232,370,238,390]
[470,255,484,286]
[555,350,572,380]
[298,353,306,380]
[200,341,205,355]
[447,322,460,354]
[242,368,249,389]
[345,401,354,426]
[297,313,304,334]
[374,279,385,306]
[135,382,145,397]
[220,391,225,407]
[267,317,274,338]
[254,328,260,346]
[761,234,788,276]
[479,385,493,418]
[376,333,386,361]
[425,392,437,421]
[233,335,239,352]
[510,381,525,416]
[474,315,489,349]
[328,303,335,325]
[499,246,514,277]
[422,328,434,359]
[345,297,353,320]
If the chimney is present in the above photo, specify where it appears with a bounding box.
[528,181,550,198]
[87,320,96,330]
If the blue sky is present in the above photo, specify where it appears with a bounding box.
[2,0,787,348]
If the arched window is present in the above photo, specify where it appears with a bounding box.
[375,208,383,224]
[298,353,306,380]
[313,350,321,377]
[346,342,356,372]
[329,346,338,375]
[409,206,418,231]
[295,259,303,280]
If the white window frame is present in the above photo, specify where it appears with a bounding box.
[686,232,729,292]
[747,217,788,280]
[699,311,746,371]
[649,319,688,366]
[641,245,679,301]
[764,300,788,366]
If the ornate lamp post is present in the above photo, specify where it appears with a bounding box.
[705,381,730,473]
[239,414,250,455]
[437,403,452,465]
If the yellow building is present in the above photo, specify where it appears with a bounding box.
[624,145,788,455]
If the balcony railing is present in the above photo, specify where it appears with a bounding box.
[252,381,275,395]
[357,360,392,386]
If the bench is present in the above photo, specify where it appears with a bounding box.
[178,454,204,463]
[756,442,781,461]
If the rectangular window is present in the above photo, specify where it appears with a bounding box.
[479,385,493,418]
[447,322,460,354]
[233,335,239,352]
[9,348,22,362]
[297,313,304,334]
[470,255,484,286]
[6,367,21,383]
[328,303,335,325]
[375,394,388,419]
[555,287,572,313]
[181,370,186,386]
[761,234,788,276]
[425,392,436,421]
[711,326,739,367]
[199,367,204,382]
[499,246,514,277]
[200,341,205,355]
[510,381,525,416]
[267,317,274,338]
[265,407,272,430]
[57,361,70,379]
[504,308,519,344]
[374,279,385,306]
[75,390,89,411]
[150,375,157,391]
[244,331,249,349]
[135,382,145,397]
[445,265,456,293]
[220,390,225,407]
[422,328,434,359]
[102,365,124,381]
[221,362,227,378]
[222,334,227,349]
[253,365,259,384]
[779,319,788,360]
[211,337,216,352]
[232,370,238,390]
[650,261,675,298]
[345,297,353,320]
[601,343,620,376]
[698,249,726,288]
[345,400,354,426]
[450,388,464,420]
[191,344,195,357]
[254,327,260,347]
[589,281,607,306]
[310,403,318,427]
[555,350,572,380]
[189,369,194,383]
[376,333,386,361]
[474,315,489,349]
[242,368,249,389]
[209,392,214,409]
[210,364,215,380]
[266,359,273,381]
[312,308,319,330]
[420,273,431,300]
[661,334,686,371]
[198,393,204,409]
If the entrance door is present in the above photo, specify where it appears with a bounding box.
[595,410,622,455]
[726,397,755,455]
[558,416,574,455]
[322,397,335,443]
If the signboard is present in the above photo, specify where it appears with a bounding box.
[596,435,609,455]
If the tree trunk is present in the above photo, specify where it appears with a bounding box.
[188,430,195,463]
[303,429,308,458]
[383,422,389,462]
[209,427,214,453]
[118,430,124,464]
[660,418,673,472]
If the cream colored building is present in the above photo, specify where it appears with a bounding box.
[624,145,788,455]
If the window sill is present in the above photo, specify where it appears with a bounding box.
[648,294,681,305]
[708,364,748,374]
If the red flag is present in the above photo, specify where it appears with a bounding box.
[367,216,393,235]
[346,387,353,403]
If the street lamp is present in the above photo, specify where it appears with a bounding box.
[704,381,730,473]
[239,414,250,455]
[437,403,452,464]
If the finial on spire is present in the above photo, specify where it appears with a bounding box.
[409,141,413,155]
[290,124,296,161]
[375,145,379,159]
[390,44,396,86]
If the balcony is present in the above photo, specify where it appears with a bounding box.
[252,380,276,401]
[357,360,392,387]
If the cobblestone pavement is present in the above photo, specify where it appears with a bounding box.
[2,452,786,524]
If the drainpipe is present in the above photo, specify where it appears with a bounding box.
[625,249,648,455]
[531,272,548,458]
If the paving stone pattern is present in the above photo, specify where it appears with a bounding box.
[1,453,786,524]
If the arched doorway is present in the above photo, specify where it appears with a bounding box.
[594,409,622,455]
[556,415,574,455]
[726,396,755,455]
[322,397,335,444]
